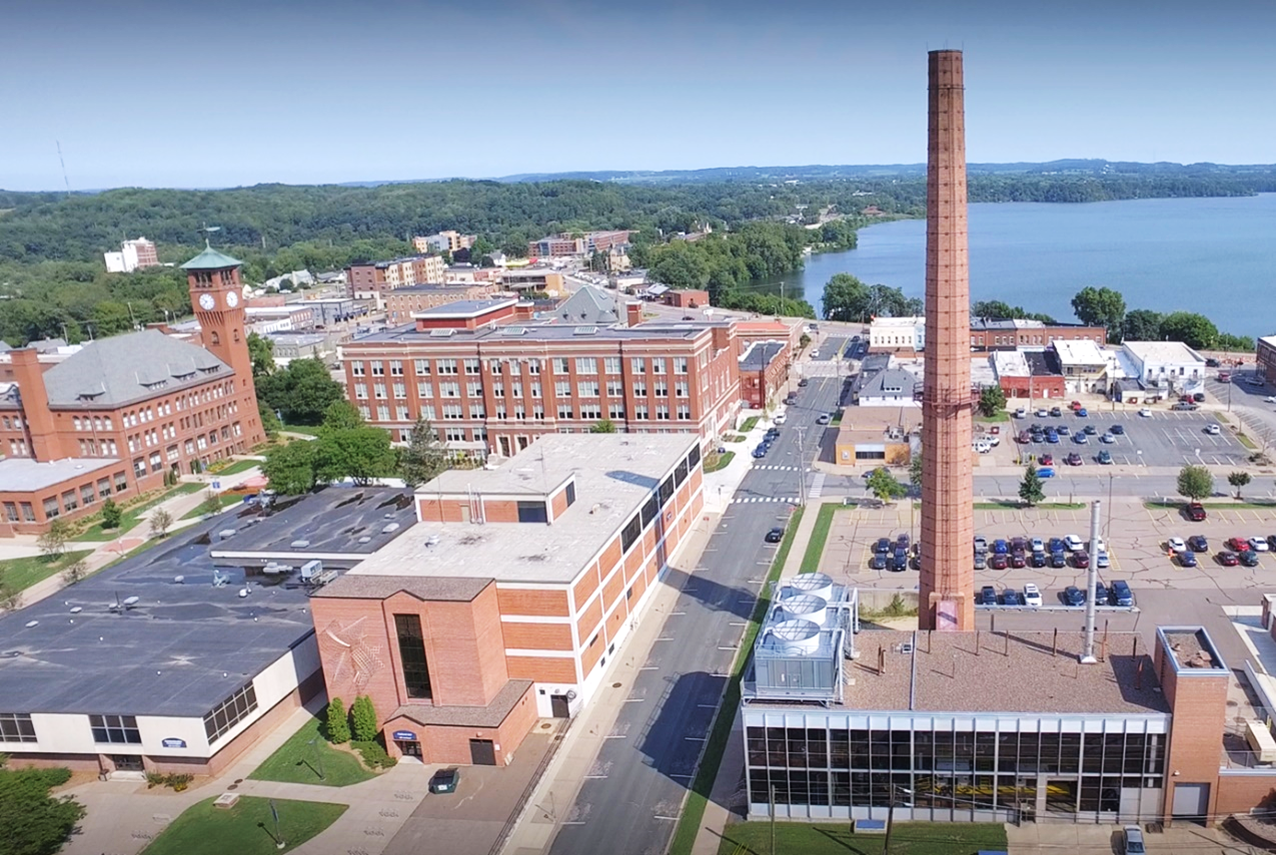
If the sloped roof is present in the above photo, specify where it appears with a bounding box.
[180,245,242,270]
[860,368,918,398]
[553,286,619,325]
[42,329,229,407]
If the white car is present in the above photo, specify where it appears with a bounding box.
[1014,408,1027,419]
[1250,537,1271,553]
[1205,423,1221,435]
[773,414,787,425]
[1022,583,1043,607]
[1168,537,1187,553]
[1265,396,1276,404]
[1097,551,1110,569]
[1091,536,1107,554]
[1031,537,1044,553]
[1064,534,1084,552]
[1138,408,1153,418]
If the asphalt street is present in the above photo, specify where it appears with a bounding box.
[545,370,843,855]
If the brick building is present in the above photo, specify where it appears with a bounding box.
[383,284,499,325]
[345,255,447,302]
[664,289,711,310]
[308,434,704,765]
[528,231,631,259]
[103,237,161,273]
[970,318,1107,351]
[338,298,741,458]
[0,246,264,535]
[499,267,565,294]
[738,341,789,408]
[991,350,1067,399]
[413,231,476,254]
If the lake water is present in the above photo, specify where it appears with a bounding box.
[759,194,1276,339]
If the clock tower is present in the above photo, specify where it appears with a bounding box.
[181,244,264,445]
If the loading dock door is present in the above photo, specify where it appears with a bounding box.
[469,738,496,766]
[550,694,571,718]
[1172,783,1209,822]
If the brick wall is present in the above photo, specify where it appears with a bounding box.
[496,588,569,617]
[1156,642,1230,825]
[1215,772,1276,817]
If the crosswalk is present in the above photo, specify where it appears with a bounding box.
[753,464,808,471]
[731,496,799,504]
[808,472,826,499]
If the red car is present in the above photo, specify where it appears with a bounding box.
[1039,454,1054,466]
[1227,536,1251,553]
[1010,551,1026,568]
[1186,503,1207,522]
[1072,550,1090,569]
[989,553,1009,570]
[1070,401,1083,411]
[1218,551,1240,566]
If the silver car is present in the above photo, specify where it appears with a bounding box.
[1123,825,1145,855]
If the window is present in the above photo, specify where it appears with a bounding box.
[2,502,14,521]
[150,453,163,472]
[553,357,570,374]
[351,361,365,376]
[392,383,406,399]
[394,614,432,699]
[606,380,623,397]
[676,382,689,398]
[652,357,666,374]
[43,497,59,518]
[90,714,141,744]
[468,403,485,419]
[577,381,600,398]
[20,502,34,522]
[440,382,460,398]
[397,406,410,420]
[527,359,541,375]
[604,357,621,374]
[390,360,404,376]
[620,513,642,551]
[609,404,625,420]
[464,358,481,375]
[417,381,434,398]
[414,359,431,375]
[445,428,466,442]
[677,404,691,420]
[531,382,543,398]
[631,357,645,373]
[656,405,670,420]
[374,384,387,399]
[354,384,368,400]
[557,404,574,419]
[655,382,668,397]
[98,478,111,498]
[437,358,458,375]
[377,405,390,421]
[114,473,128,491]
[634,404,648,420]
[579,403,601,420]
[443,405,462,420]
[575,357,597,374]
[491,382,504,398]
[371,361,385,376]
[633,381,647,397]
[554,381,571,398]
[0,713,36,742]
[674,356,688,374]
[659,475,674,506]
[202,683,259,743]
[81,485,95,506]
[517,500,549,523]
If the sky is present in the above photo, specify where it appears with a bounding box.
[3,0,1275,190]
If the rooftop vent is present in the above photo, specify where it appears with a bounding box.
[429,329,456,338]
[290,539,311,549]
[573,326,598,336]
[501,327,528,336]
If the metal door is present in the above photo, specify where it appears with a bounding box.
[550,694,570,718]
[469,738,496,766]
[1171,783,1209,821]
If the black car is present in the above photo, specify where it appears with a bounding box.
[1240,549,1261,567]
[1093,582,1109,606]
[1050,550,1067,568]
[1178,549,1197,568]
[765,427,780,440]
[896,533,911,550]
[1029,551,1047,568]
[1188,535,1209,552]
[891,551,908,572]
[797,378,809,387]
[1062,586,1085,606]
[869,553,888,570]
[980,585,998,605]
[429,768,460,794]
[1110,424,1125,435]
[1002,588,1023,606]
[1049,407,1063,417]
[873,537,892,554]
[765,527,785,543]
[1193,392,1206,403]
[1111,580,1134,607]
[785,394,798,405]
[1083,424,1098,435]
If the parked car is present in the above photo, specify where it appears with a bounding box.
[1064,534,1084,551]
[1045,431,1060,444]
[1123,824,1145,855]
[1186,502,1207,521]
[816,414,831,425]
[430,768,460,794]
[752,445,768,459]
[1056,425,1070,436]
[993,538,1009,554]
[870,552,888,570]
[1036,408,1049,417]
[1099,433,1116,444]
[773,413,787,425]
[891,551,908,572]
[1073,433,1089,445]
[1188,535,1209,552]
[973,552,987,570]
[1093,582,1109,605]
[1010,536,1027,553]
[1250,536,1271,552]
[1029,551,1047,568]
[1110,424,1125,435]
[874,537,893,554]
[1240,550,1261,567]
[1070,400,1083,411]
[1022,583,1043,607]
[1193,392,1206,403]
[1017,430,1032,444]
[980,585,998,606]
[973,535,988,553]
[1168,537,1187,553]
[1030,537,1045,553]
[765,526,785,543]
[1003,588,1023,606]
[1049,406,1063,417]
[1066,452,1083,466]
[1138,408,1153,418]
[1050,550,1068,568]
[1096,551,1110,569]
[1083,424,1097,435]
[1037,466,1055,479]
[989,553,1009,570]
[1009,551,1027,569]
[1111,580,1134,607]
[1205,423,1221,435]
[1178,549,1197,568]
[1076,408,1088,417]
[1062,585,1085,606]
[1039,453,1054,466]
[896,533,911,550]
[1227,536,1251,552]
[798,378,809,387]
[1049,537,1066,553]
[1014,407,1027,419]
[1218,551,1240,567]
[1097,451,1113,464]
[1072,551,1090,569]
[1171,402,1199,411]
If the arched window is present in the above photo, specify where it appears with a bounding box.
[233,329,240,342]
[210,331,220,345]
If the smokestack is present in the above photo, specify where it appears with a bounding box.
[1081,499,1102,663]
[10,348,63,461]
[919,49,975,631]
[626,302,642,328]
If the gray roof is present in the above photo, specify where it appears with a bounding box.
[552,286,619,325]
[312,574,492,602]
[356,319,727,347]
[180,246,243,270]
[859,368,918,398]
[41,330,227,407]
[0,457,119,492]
[413,298,518,317]
[740,340,785,371]
[393,679,533,728]
[0,341,12,352]
[29,338,67,353]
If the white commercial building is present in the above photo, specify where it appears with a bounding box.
[869,316,925,352]
[1120,341,1207,395]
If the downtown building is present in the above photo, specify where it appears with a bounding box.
[338,296,741,458]
[0,246,265,535]
[345,255,447,304]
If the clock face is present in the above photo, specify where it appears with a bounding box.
[225,291,239,308]
[198,293,216,311]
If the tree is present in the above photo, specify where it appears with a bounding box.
[65,560,88,585]
[1228,471,1252,499]
[821,273,869,322]
[1121,308,1163,342]
[100,498,122,530]
[399,416,448,488]
[256,357,344,426]
[321,400,365,431]
[261,440,318,495]
[909,450,923,490]
[1071,286,1126,339]
[149,508,173,539]
[589,418,617,434]
[1159,311,1219,350]
[350,695,379,743]
[259,403,282,439]
[315,427,398,486]
[799,333,811,349]
[978,385,1006,418]
[326,698,350,744]
[197,490,224,517]
[246,332,275,378]
[1177,464,1214,502]
[0,765,86,855]
[0,578,21,612]
[37,519,70,560]
[865,468,907,504]
[1018,464,1045,507]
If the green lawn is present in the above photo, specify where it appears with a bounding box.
[1146,499,1276,510]
[76,483,204,541]
[740,416,761,433]
[1237,432,1258,450]
[248,713,375,787]
[281,423,322,437]
[142,796,346,855]
[668,507,804,855]
[799,503,843,575]
[0,549,93,592]
[974,501,1085,510]
[214,458,261,476]
[715,821,1007,855]
[704,451,735,473]
[976,411,1011,423]
[180,493,245,520]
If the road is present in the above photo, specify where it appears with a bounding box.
[545,372,843,855]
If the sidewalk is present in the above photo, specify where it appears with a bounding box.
[702,408,789,513]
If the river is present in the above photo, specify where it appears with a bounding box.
[754,194,1276,339]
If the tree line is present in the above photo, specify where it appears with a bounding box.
[1070,286,1253,351]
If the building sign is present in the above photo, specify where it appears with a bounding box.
[161,738,187,749]
[392,730,417,741]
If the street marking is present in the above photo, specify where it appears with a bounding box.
[604,734,627,739]
[655,637,675,642]
[640,666,659,671]
[698,703,719,708]
[670,611,686,616]
[718,646,738,650]
[583,775,608,779]
[624,698,644,704]
[685,736,708,741]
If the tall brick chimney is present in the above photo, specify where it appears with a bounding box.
[919,49,975,631]
[10,348,63,461]
[626,302,642,328]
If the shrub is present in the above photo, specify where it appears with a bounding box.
[352,739,398,770]
[100,498,123,530]
[350,695,379,743]
[146,771,165,789]
[326,698,350,744]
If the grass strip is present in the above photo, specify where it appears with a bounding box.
[704,451,735,474]
[0,549,94,592]
[714,820,1007,855]
[180,493,245,520]
[740,416,760,433]
[281,424,322,437]
[973,501,1086,510]
[76,483,204,541]
[142,796,346,855]
[799,503,837,575]
[212,458,260,476]
[1146,499,1276,510]
[667,506,804,855]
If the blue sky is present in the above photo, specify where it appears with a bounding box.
[3,0,1274,190]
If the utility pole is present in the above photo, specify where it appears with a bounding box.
[882,786,912,855]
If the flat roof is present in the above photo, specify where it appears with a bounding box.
[821,630,1170,716]
[412,298,518,318]
[349,434,698,585]
[351,319,724,346]
[871,316,924,328]
[740,341,786,371]
[1052,339,1107,366]
[0,457,119,492]
[211,487,417,564]
[1122,341,1206,365]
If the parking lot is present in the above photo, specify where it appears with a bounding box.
[1010,408,1249,468]
[815,498,1276,609]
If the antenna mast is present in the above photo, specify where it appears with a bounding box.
[55,141,71,197]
